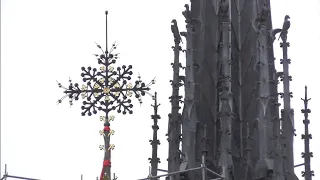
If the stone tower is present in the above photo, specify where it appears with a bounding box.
[165,0,300,180]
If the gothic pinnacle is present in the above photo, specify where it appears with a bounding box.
[301,86,314,180]
[149,92,161,179]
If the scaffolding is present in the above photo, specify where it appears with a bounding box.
[0,165,39,180]
[138,157,224,180]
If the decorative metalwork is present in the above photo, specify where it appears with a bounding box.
[99,130,105,136]
[56,42,154,180]
[56,11,154,180]
[57,42,154,115]
[108,130,115,137]
[99,145,105,151]
[108,144,115,151]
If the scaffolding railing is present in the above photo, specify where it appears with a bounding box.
[138,166,224,180]
[138,152,225,180]
[1,164,40,180]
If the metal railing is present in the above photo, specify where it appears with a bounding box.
[1,165,40,180]
[137,159,224,180]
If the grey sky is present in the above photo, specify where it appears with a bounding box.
[1,0,319,179]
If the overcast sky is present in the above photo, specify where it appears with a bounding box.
[1,0,320,179]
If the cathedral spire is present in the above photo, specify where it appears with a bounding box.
[301,86,314,180]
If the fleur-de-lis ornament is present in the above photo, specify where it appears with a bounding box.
[108,77,115,83]
[99,145,105,151]
[99,130,105,136]
[100,66,106,72]
[108,130,115,136]
[108,115,115,122]
[108,144,115,151]
[80,85,88,99]
[108,66,114,71]
[105,96,110,102]
[98,78,105,84]
[126,91,133,97]
[100,116,106,122]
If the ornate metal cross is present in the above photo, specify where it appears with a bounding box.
[57,11,154,180]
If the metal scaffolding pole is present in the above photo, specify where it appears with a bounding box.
[137,166,224,180]
[1,165,39,180]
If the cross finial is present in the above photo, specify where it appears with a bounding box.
[57,11,154,180]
